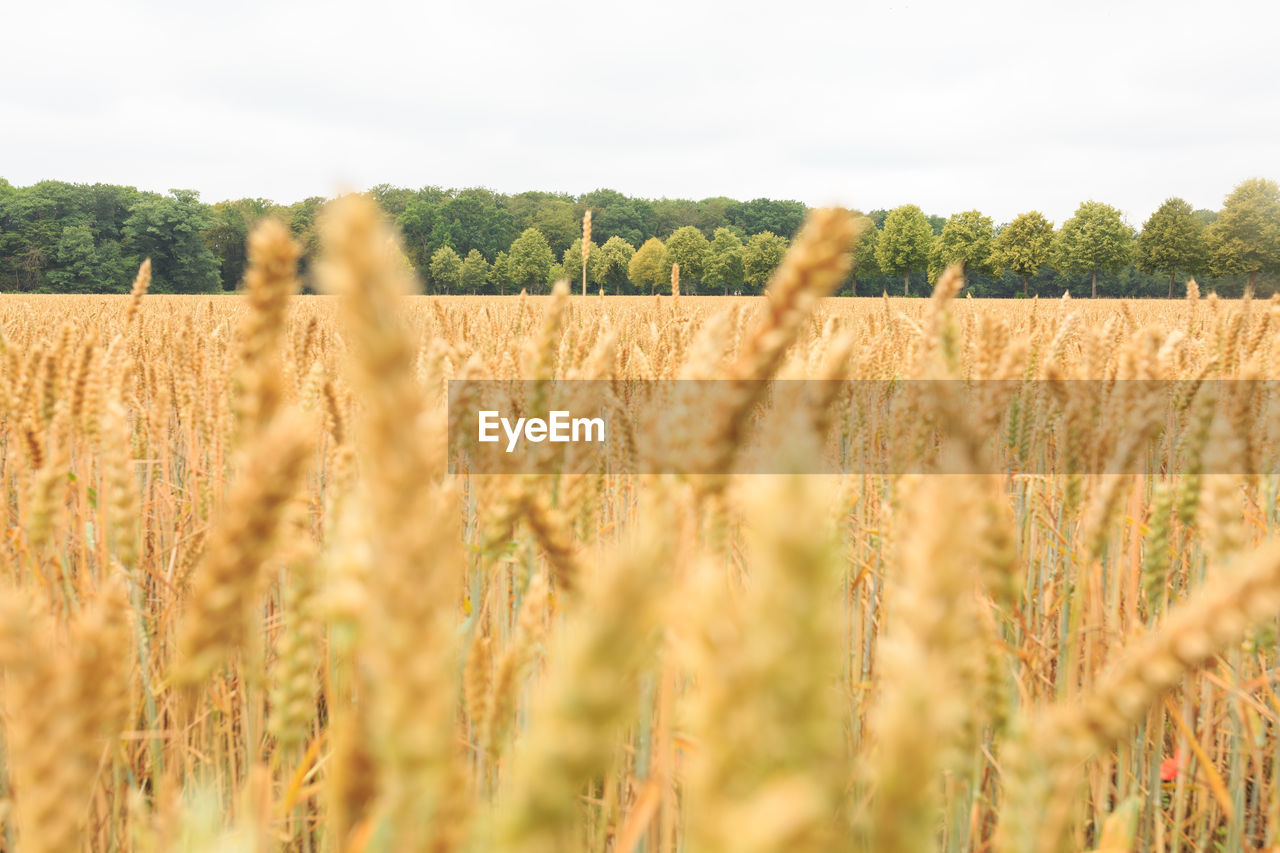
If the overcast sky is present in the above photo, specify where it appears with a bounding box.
[2,0,1276,226]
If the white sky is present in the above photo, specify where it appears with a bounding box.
[2,0,1277,226]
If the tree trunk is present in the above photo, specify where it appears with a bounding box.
[1091,268,1098,299]
[1248,270,1258,296]
[1169,272,1175,299]
[1023,276,1029,297]
[904,270,910,297]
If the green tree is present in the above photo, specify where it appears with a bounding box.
[122,189,220,293]
[703,227,744,294]
[691,197,736,236]
[664,226,711,292]
[428,245,463,294]
[728,198,808,238]
[461,249,490,294]
[46,223,103,293]
[439,188,517,259]
[742,231,789,294]
[1,183,104,283]
[284,196,325,279]
[1053,201,1133,298]
[203,198,274,290]
[490,250,512,295]
[992,211,1055,296]
[508,193,580,257]
[368,184,419,217]
[849,217,878,295]
[15,246,49,292]
[580,189,655,247]
[933,210,995,287]
[561,237,599,290]
[508,227,554,292]
[1137,198,1209,297]
[1205,178,1280,293]
[546,262,565,288]
[591,236,635,294]
[396,189,450,273]
[875,204,934,296]
[652,199,700,240]
[1193,208,1218,227]
[629,237,668,294]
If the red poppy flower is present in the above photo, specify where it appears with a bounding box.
[1160,749,1184,782]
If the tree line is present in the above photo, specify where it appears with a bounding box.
[0,176,1276,297]
[869,179,1280,299]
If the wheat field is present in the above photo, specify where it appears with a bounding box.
[0,199,1278,853]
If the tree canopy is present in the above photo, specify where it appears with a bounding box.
[592,236,635,295]
[561,238,599,291]
[704,228,745,295]
[490,250,512,295]
[1137,198,1208,297]
[629,238,668,295]
[428,246,463,295]
[664,226,711,292]
[848,216,879,295]
[1206,178,1280,292]
[507,228,555,292]
[460,249,490,294]
[1053,201,1133,298]
[992,211,1054,296]
[742,231,789,294]
[876,204,934,296]
[122,190,220,293]
[932,210,995,286]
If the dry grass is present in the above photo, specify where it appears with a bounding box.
[0,204,1277,853]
